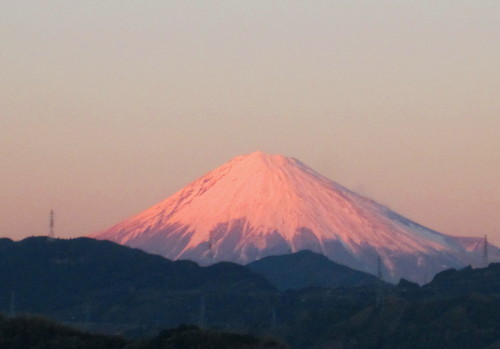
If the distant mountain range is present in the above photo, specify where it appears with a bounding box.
[1,236,499,349]
[91,151,499,283]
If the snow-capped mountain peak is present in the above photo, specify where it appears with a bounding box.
[91,151,497,283]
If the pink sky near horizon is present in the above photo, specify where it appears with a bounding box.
[1,1,500,246]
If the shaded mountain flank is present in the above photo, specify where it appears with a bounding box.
[0,237,276,331]
[247,250,383,291]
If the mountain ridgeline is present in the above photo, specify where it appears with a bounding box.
[1,236,499,348]
[0,237,275,327]
[247,250,382,291]
[91,151,498,284]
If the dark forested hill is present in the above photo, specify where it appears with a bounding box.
[0,237,276,329]
[0,236,498,349]
[0,236,274,294]
[0,315,287,349]
[424,263,500,295]
[247,250,383,291]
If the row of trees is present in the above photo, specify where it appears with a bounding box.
[0,314,287,349]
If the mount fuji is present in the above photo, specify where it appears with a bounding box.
[91,151,498,283]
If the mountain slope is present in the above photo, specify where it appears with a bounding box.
[0,237,276,324]
[91,151,498,283]
[1,236,498,348]
[424,262,500,295]
[247,250,383,291]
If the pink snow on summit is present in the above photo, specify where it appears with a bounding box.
[91,151,497,283]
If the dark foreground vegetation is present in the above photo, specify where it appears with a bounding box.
[1,237,499,348]
[0,315,286,349]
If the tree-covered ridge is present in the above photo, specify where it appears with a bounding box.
[0,314,125,349]
[0,315,287,349]
[0,237,499,348]
[247,250,383,291]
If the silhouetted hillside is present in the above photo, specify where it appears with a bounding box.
[0,314,126,349]
[280,263,500,348]
[0,236,274,294]
[0,238,12,249]
[142,324,288,349]
[424,263,500,296]
[0,237,276,329]
[0,315,288,349]
[0,237,499,348]
[317,292,500,349]
[247,250,383,291]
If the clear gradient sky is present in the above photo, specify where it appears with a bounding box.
[1,1,500,245]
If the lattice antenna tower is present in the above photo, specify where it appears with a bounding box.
[483,235,489,267]
[49,209,55,238]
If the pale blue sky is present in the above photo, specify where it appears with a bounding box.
[1,1,500,245]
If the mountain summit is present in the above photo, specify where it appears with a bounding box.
[91,151,497,283]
